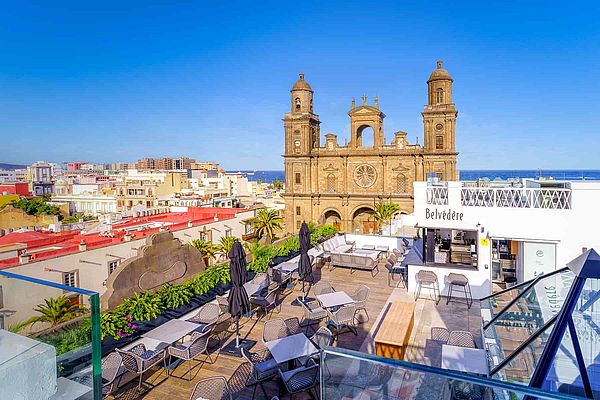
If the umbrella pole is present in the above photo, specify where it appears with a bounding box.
[302,280,306,302]
[236,318,240,348]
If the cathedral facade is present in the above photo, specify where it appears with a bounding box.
[283,61,458,233]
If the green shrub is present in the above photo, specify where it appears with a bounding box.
[157,284,193,309]
[117,292,165,322]
[100,312,137,340]
[39,318,93,356]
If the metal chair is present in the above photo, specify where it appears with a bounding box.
[415,270,440,303]
[446,273,473,308]
[167,328,214,380]
[448,330,476,348]
[116,344,167,390]
[188,302,221,328]
[349,284,370,323]
[188,376,233,400]
[251,282,281,318]
[241,347,279,400]
[262,318,288,343]
[101,352,123,396]
[284,316,302,335]
[299,299,327,333]
[431,327,450,343]
[312,281,335,296]
[297,326,333,366]
[326,304,358,341]
[384,261,407,288]
[278,361,320,399]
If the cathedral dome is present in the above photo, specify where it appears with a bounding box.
[291,73,312,91]
[428,60,453,82]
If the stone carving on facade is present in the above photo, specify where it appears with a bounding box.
[101,231,206,310]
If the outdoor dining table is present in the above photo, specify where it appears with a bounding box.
[142,319,201,344]
[263,333,318,365]
[273,261,298,273]
[441,344,489,375]
[316,291,354,309]
[243,281,264,297]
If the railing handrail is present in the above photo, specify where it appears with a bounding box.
[321,347,585,400]
[0,270,98,296]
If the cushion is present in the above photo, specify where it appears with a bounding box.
[335,244,352,253]
[256,358,278,373]
[140,350,157,359]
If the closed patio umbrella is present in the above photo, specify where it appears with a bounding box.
[226,241,252,352]
[297,221,312,302]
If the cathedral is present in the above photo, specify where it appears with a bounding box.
[283,61,458,233]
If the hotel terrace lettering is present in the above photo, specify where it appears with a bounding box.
[425,207,464,221]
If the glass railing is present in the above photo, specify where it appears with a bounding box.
[320,347,585,400]
[0,270,102,399]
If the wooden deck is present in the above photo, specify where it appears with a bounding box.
[108,261,482,400]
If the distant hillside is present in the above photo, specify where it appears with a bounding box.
[0,163,27,170]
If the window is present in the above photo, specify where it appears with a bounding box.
[435,171,445,180]
[296,206,301,216]
[63,271,77,288]
[436,88,444,104]
[108,260,119,275]
[296,220,301,230]
[436,135,444,150]
[225,229,232,238]
[326,174,337,193]
[295,172,301,184]
[295,98,301,111]
[396,174,407,193]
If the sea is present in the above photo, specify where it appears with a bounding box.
[230,170,600,183]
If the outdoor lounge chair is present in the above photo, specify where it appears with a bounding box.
[101,352,123,396]
[349,284,370,323]
[167,328,214,380]
[188,376,233,400]
[299,298,327,333]
[262,318,289,343]
[278,360,320,399]
[116,344,167,390]
[326,303,358,341]
[241,347,279,400]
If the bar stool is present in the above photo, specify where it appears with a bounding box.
[446,273,473,308]
[415,270,440,304]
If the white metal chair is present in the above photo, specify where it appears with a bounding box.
[116,344,167,390]
[188,376,233,400]
[167,328,214,380]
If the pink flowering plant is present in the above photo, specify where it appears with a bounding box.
[100,311,137,340]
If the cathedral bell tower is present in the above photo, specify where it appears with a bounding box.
[422,60,457,154]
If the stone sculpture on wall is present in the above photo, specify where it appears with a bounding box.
[101,231,206,310]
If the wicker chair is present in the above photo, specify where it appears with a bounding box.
[326,304,358,341]
[241,347,279,400]
[448,331,476,348]
[188,376,233,400]
[415,270,440,303]
[431,327,450,343]
[116,344,167,390]
[101,352,123,396]
[278,361,320,399]
[251,282,280,318]
[284,317,302,335]
[299,298,328,333]
[167,328,214,380]
[188,303,221,328]
[349,284,370,323]
[262,318,289,343]
[312,281,335,296]
[297,327,333,366]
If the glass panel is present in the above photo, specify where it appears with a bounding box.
[484,269,575,380]
[543,278,600,397]
[321,347,580,400]
[0,271,101,399]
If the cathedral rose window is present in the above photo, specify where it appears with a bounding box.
[353,164,377,188]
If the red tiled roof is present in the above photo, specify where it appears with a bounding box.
[0,207,244,269]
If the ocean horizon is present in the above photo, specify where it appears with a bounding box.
[229,169,600,183]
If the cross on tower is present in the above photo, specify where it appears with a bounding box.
[362,94,367,104]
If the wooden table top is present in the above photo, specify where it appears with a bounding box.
[375,301,415,346]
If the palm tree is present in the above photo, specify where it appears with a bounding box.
[250,209,283,243]
[218,236,236,258]
[373,201,401,232]
[190,239,218,266]
[25,296,87,327]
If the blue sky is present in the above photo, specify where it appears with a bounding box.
[1,1,599,170]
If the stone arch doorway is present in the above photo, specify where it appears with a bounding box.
[322,209,342,231]
[356,125,375,147]
[352,206,375,234]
